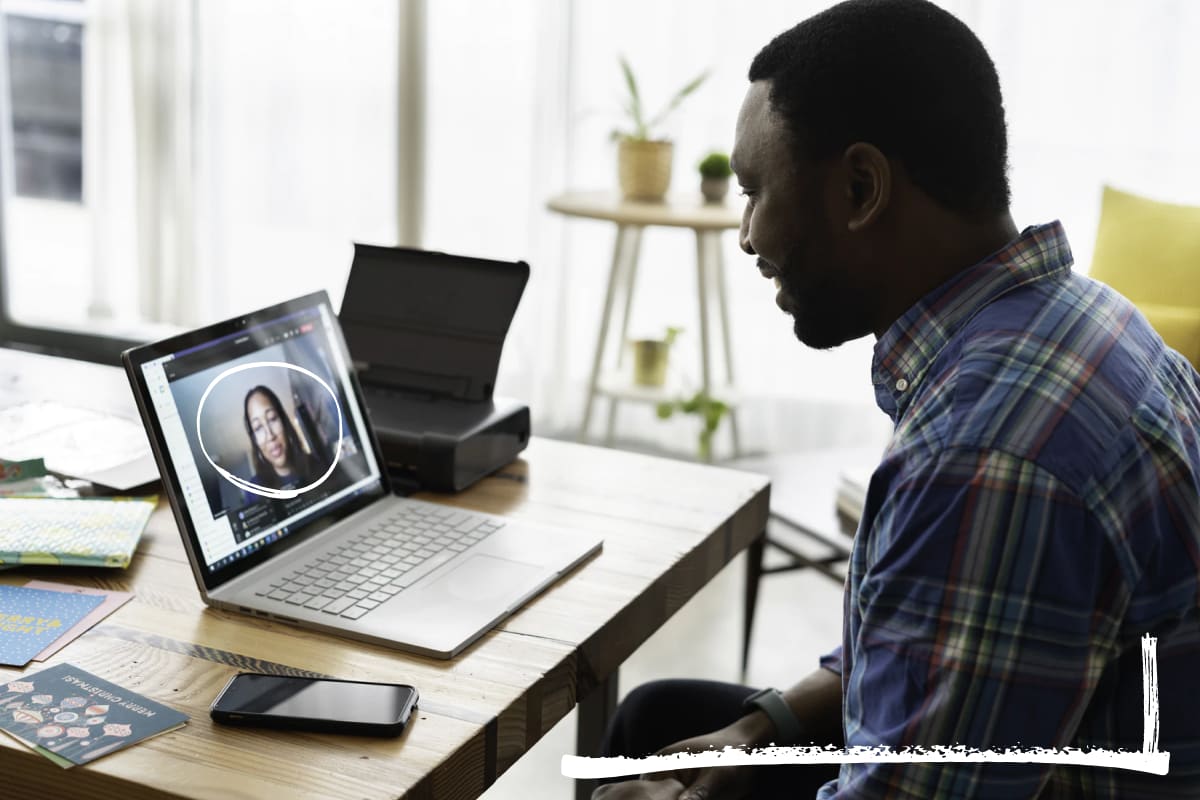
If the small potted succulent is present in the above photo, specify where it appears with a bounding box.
[613,56,708,202]
[698,151,733,204]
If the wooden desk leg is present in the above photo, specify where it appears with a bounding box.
[695,232,714,463]
[581,224,632,442]
[575,670,619,800]
[743,530,767,678]
[605,227,644,446]
[709,232,742,457]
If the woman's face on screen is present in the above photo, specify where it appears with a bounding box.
[247,391,291,475]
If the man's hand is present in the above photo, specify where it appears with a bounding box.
[647,720,764,800]
[592,778,685,800]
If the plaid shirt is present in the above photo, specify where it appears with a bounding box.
[817,222,1200,798]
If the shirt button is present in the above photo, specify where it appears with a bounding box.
[896,378,909,392]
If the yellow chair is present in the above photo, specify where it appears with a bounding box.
[1088,186,1200,368]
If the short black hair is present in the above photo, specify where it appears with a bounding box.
[749,0,1010,217]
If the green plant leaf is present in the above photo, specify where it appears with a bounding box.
[619,55,646,139]
[655,402,676,419]
[645,69,709,133]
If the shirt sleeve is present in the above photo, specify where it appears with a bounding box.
[827,447,1131,799]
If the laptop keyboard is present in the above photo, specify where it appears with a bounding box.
[254,503,504,621]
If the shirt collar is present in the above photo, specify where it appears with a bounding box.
[871,221,1074,420]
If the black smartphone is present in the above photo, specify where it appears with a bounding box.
[210,673,419,737]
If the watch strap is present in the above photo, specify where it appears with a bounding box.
[742,687,804,745]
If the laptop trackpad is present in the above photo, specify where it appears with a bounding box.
[428,554,545,606]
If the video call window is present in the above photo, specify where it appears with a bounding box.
[164,314,373,544]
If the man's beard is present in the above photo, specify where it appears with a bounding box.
[776,256,864,350]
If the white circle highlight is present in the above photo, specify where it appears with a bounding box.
[195,361,344,500]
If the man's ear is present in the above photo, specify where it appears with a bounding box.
[842,142,891,232]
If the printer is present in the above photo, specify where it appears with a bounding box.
[339,244,531,493]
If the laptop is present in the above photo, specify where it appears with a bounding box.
[122,291,602,658]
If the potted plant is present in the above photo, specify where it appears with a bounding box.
[613,56,708,203]
[630,326,681,387]
[698,151,733,204]
[655,390,730,462]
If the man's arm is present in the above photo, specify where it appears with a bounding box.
[828,447,1128,799]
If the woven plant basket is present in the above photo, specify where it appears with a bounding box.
[618,139,673,202]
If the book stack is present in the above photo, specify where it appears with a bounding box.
[834,466,872,536]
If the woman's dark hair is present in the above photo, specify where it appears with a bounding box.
[749,0,1010,217]
[242,384,321,489]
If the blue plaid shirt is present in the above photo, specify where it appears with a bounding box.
[818,222,1200,798]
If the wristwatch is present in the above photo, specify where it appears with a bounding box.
[741,687,804,745]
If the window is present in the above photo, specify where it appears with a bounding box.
[6,5,83,202]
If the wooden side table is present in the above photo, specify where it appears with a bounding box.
[547,191,744,459]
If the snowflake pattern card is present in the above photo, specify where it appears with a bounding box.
[0,586,104,666]
[0,663,187,767]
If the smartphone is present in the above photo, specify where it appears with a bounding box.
[210,672,418,737]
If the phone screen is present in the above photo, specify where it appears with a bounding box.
[213,674,417,726]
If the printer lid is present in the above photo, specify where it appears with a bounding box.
[340,244,528,402]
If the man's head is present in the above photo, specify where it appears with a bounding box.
[732,0,1012,348]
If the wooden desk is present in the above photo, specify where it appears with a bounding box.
[547,192,744,459]
[1,437,769,799]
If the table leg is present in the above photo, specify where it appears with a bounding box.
[743,530,766,679]
[710,232,742,457]
[576,670,619,800]
[581,225,632,442]
[605,227,644,446]
[695,233,714,455]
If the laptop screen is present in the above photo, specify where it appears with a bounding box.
[132,295,386,581]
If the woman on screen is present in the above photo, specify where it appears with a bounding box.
[243,385,323,490]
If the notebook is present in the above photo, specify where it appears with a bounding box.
[0,497,155,568]
[122,291,601,658]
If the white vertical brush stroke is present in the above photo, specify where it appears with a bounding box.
[562,635,1170,779]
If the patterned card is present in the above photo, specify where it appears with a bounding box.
[0,586,104,666]
[0,496,155,568]
[23,581,134,661]
[0,663,187,767]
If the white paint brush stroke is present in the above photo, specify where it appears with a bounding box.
[563,635,1170,778]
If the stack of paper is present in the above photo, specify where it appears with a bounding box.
[835,466,873,534]
[0,583,133,667]
[0,663,187,767]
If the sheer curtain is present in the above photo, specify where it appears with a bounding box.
[66,0,409,333]
[86,0,194,327]
[422,0,1200,459]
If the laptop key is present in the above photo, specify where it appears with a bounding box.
[322,596,356,615]
[348,588,369,599]
[368,591,390,603]
[286,592,316,605]
[455,517,484,534]
[341,606,369,620]
[396,550,455,588]
[305,596,333,611]
[267,588,291,601]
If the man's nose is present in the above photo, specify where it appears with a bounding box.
[739,214,755,255]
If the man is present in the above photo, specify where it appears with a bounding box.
[596,1,1200,798]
